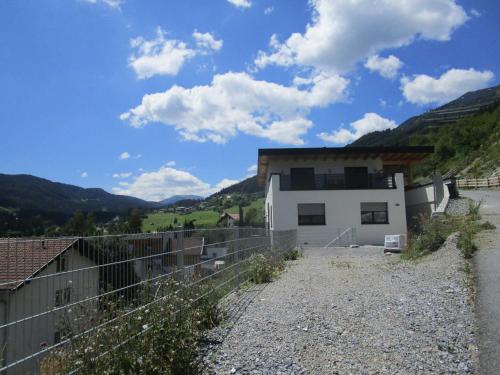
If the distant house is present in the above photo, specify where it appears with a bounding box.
[217,212,240,227]
[125,233,204,280]
[0,238,99,374]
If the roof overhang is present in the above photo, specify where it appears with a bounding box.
[257,146,434,186]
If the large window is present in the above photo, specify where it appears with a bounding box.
[361,202,389,224]
[298,203,326,225]
[290,168,315,190]
[345,167,369,189]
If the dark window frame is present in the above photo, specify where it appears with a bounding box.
[298,203,326,226]
[360,202,389,225]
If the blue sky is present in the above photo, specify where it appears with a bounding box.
[0,0,498,201]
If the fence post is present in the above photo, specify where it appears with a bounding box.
[175,229,185,281]
[235,228,240,291]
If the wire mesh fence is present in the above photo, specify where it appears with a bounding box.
[0,227,297,374]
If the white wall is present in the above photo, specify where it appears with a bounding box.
[267,173,407,246]
[0,248,99,374]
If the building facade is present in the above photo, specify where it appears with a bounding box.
[258,147,433,246]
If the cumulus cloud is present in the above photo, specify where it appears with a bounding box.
[365,55,403,79]
[264,7,274,15]
[82,0,123,10]
[247,164,258,173]
[166,160,176,167]
[401,68,494,105]
[112,165,239,201]
[129,28,223,79]
[255,0,468,74]
[129,28,195,79]
[227,0,251,8]
[192,31,223,52]
[121,71,348,145]
[119,151,131,160]
[112,172,132,178]
[318,113,397,144]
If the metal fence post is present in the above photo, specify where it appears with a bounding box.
[235,228,240,291]
[175,229,185,281]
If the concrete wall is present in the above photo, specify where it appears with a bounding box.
[0,248,99,374]
[266,173,407,246]
[404,175,451,226]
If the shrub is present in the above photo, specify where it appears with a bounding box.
[248,254,274,284]
[457,222,478,259]
[40,280,220,375]
[284,248,301,261]
[467,200,482,221]
[402,215,453,260]
[480,221,496,230]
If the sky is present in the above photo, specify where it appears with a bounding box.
[0,0,499,201]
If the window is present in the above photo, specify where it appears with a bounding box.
[55,287,71,307]
[345,167,369,189]
[290,168,315,190]
[361,202,389,224]
[56,254,67,273]
[54,331,61,344]
[298,203,326,225]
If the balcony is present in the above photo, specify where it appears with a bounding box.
[279,173,396,191]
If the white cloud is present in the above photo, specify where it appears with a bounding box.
[129,27,195,79]
[247,164,257,173]
[82,0,123,10]
[129,28,223,79]
[81,172,88,178]
[112,172,132,178]
[318,113,397,144]
[401,68,495,105]
[227,0,251,8]
[264,7,274,15]
[112,165,239,201]
[255,0,468,74]
[166,160,176,167]
[119,151,131,160]
[379,99,387,108]
[192,31,223,52]
[470,9,481,17]
[365,55,403,79]
[121,71,348,145]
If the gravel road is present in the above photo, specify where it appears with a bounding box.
[460,189,500,375]
[203,240,477,374]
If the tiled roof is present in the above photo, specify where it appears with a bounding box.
[0,238,76,291]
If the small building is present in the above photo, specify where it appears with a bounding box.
[258,146,434,246]
[0,238,99,374]
[217,212,240,228]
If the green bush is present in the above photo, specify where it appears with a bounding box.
[40,280,221,375]
[467,200,482,221]
[402,215,453,260]
[284,248,301,261]
[457,222,479,259]
[248,253,274,284]
[480,221,496,230]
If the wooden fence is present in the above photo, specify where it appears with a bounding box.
[456,176,500,189]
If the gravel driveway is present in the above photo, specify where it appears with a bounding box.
[460,189,500,375]
[203,240,477,374]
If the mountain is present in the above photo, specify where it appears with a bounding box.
[350,85,500,147]
[211,175,262,197]
[159,195,203,206]
[0,174,157,231]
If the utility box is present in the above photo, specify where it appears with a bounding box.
[384,234,407,253]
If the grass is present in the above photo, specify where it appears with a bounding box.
[142,197,266,231]
[142,210,220,231]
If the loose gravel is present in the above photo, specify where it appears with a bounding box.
[447,197,472,216]
[202,237,478,374]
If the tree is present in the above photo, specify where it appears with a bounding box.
[63,210,96,236]
[238,205,244,226]
[244,207,259,226]
[127,208,143,234]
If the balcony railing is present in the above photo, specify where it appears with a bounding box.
[279,173,396,191]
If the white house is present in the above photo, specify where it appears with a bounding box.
[258,146,434,246]
[0,238,99,374]
[217,212,240,228]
